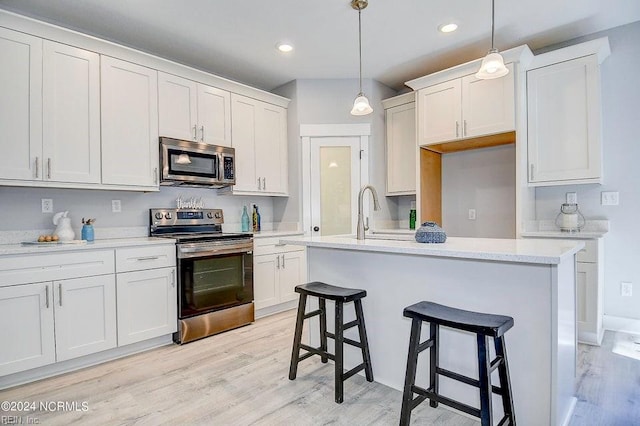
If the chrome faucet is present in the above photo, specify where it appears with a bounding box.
[357,184,381,240]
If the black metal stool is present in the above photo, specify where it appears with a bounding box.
[399,301,516,426]
[288,281,374,403]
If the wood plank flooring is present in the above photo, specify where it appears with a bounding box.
[1,309,638,425]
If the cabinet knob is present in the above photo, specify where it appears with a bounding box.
[313,226,320,232]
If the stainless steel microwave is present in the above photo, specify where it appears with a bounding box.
[160,137,235,188]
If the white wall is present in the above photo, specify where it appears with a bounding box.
[273,78,397,231]
[534,21,640,320]
[442,145,516,238]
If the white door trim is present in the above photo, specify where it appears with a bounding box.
[301,124,370,236]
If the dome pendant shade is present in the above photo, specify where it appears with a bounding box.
[475,49,509,79]
[351,93,373,115]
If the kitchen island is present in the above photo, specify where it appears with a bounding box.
[279,235,584,426]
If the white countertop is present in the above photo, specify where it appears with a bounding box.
[251,230,304,239]
[0,237,176,256]
[279,235,584,265]
[521,230,607,239]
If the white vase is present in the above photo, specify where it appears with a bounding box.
[54,217,75,241]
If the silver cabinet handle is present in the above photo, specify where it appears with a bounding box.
[154,167,158,185]
[47,158,51,179]
[282,254,285,269]
[463,120,468,137]
[200,125,205,142]
[45,285,50,309]
[262,177,266,191]
[171,269,176,287]
[530,164,534,181]
[192,125,197,140]
[58,283,62,307]
[136,256,159,261]
[257,178,262,190]
[276,255,280,269]
[455,121,459,138]
[35,157,39,179]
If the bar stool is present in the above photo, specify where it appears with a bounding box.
[399,301,516,426]
[288,281,374,403]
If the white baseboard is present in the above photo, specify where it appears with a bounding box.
[603,315,640,336]
[255,300,297,319]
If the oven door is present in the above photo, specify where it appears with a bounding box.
[177,239,253,318]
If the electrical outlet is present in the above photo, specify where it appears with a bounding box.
[468,209,476,220]
[621,282,633,297]
[601,191,619,206]
[112,200,122,213]
[41,199,53,213]
[566,192,577,204]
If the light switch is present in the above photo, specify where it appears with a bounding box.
[601,191,619,206]
[468,209,476,220]
[112,200,122,213]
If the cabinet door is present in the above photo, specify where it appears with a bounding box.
[417,79,461,145]
[42,41,101,184]
[116,267,177,346]
[158,72,198,141]
[231,94,259,192]
[256,103,288,194]
[461,63,515,138]
[0,28,42,181]
[527,55,601,184]
[0,282,55,376]
[386,102,416,194]
[197,84,231,147]
[53,275,117,362]
[253,254,279,310]
[576,262,598,342]
[279,250,306,303]
[101,56,159,187]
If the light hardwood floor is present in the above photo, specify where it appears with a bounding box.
[1,309,638,425]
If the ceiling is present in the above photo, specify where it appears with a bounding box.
[1,0,639,92]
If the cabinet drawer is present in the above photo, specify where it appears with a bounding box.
[0,250,115,287]
[576,240,598,263]
[115,245,176,273]
[254,236,304,256]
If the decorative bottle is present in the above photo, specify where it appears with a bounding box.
[255,205,261,231]
[241,206,250,232]
[409,201,417,230]
[252,205,259,232]
[81,218,96,242]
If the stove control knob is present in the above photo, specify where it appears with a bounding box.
[207,212,214,219]
[214,212,222,219]
[164,212,173,220]
[154,212,164,220]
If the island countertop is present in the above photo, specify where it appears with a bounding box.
[279,235,584,265]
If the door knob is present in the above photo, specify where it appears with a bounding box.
[313,226,320,232]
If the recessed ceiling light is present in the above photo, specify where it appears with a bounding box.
[438,23,458,33]
[276,42,294,53]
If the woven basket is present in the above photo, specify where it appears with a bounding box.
[414,221,447,243]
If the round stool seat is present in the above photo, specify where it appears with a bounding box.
[295,281,366,302]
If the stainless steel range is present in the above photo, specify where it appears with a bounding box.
[150,208,254,344]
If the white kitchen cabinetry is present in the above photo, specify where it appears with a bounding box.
[253,236,305,314]
[0,27,42,181]
[158,72,231,146]
[382,93,416,195]
[576,239,605,345]
[101,56,159,188]
[42,41,101,184]
[527,54,605,185]
[0,282,55,376]
[231,94,288,195]
[417,63,514,146]
[115,245,177,346]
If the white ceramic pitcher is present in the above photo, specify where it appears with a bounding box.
[53,211,75,241]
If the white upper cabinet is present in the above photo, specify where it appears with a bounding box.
[101,56,159,188]
[417,63,515,146]
[383,94,416,195]
[231,94,288,195]
[158,72,231,147]
[527,55,603,185]
[0,28,42,181]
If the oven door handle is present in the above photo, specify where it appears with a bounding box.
[178,245,252,259]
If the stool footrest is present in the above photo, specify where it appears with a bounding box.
[436,367,504,396]
[413,385,481,418]
[417,338,434,354]
[299,344,335,361]
[343,363,366,381]
[343,319,359,330]
[490,355,504,373]
[497,414,512,426]
[343,337,362,348]
[303,309,322,319]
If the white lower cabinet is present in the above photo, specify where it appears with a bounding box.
[116,267,177,346]
[575,239,605,345]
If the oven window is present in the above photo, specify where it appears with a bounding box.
[168,149,218,178]
[181,253,251,316]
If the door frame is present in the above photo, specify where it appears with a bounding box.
[300,124,370,236]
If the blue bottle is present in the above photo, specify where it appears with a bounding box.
[241,206,250,232]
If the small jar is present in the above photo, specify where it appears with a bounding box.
[81,224,95,242]
[555,203,585,232]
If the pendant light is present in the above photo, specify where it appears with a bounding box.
[475,0,509,79]
[350,0,373,116]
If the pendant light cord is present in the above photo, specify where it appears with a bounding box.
[358,7,363,93]
[491,0,495,50]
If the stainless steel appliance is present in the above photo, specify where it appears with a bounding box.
[150,208,253,344]
[159,137,235,188]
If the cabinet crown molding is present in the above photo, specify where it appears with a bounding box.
[529,37,611,70]
[381,92,415,109]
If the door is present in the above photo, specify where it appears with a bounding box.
[0,28,42,181]
[310,136,362,236]
[418,79,461,145]
[42,41,101,183]
[197,84,231,146]
[101,56,159,187]
[279,250,305,303]
[0,282,55,376]
[231,94,259,192]
[158,72,198,141]
[253,254,279,310]
[53,275,117,362]
[256,103,287,194]
[116,267,177,346]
